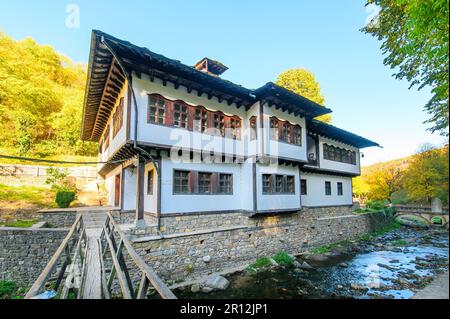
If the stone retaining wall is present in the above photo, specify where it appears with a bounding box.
[0,227,68,286]
[129,207,394,284]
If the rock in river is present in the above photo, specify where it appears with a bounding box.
[204,275,230,291]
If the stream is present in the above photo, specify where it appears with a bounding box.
[175,227,449,299]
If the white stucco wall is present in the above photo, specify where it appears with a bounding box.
[105,165,122,207]
[122,166,136,211]
[262,104,307,162]
[318,136,361,175]
[300,172,353,207]
[256,163,301,211]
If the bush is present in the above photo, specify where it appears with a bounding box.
[272,251,295,265]
[366,200,388,211]
[55,190,76,208]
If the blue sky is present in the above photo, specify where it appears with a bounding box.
[0,0,445,165]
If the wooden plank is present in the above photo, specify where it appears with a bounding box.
[107,213,177,299]
[103,226,133,299]
[136,272,149,299]
[136,156,145,222]
[25,215,82,299]
[81,231,103,299]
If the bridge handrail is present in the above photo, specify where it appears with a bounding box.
[101,212,176,299]
[25,215,85,299]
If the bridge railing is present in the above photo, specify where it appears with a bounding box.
[393,204,449,214]
[25,215,87,299]
[99,212,177,299]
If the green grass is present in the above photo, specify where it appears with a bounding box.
[0,219,37,228]
[0,184,56,208]
[311,240,353,254]
[246,257,272,272]
[0,281,27,299]
[272,252,295,265]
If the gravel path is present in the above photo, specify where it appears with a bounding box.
[412,271,449,299]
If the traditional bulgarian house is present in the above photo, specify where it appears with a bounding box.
[81,30,379,230]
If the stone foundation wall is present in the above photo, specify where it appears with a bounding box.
[38,211,78,228]
[0,227,68,285]
[129,207,394,283]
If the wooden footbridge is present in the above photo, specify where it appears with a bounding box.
[25,212,176,299]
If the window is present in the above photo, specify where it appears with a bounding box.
[293,126,302,146]
[148,95,166,125]
[270,117,279,140]
[198,172,212,194]
[194,107,209,133]
[323,143,357,165]
[113,97,124,137]
[263,174,295,194]
[249,116,257,140]
[280,122,290,143]
[229,117,241,140]
[173,102,188,128]
[286,176,295,194]
[147,170,154,195]
[213,113,225,136]
[337,182,343,196]
[300,179,307,195]
[262,174,273,194]
[174,170,190,194]
[219,174,233,194]
[275,175,284,193]
[325,181,332,196]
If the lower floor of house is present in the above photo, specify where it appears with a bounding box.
[103,151,354,216]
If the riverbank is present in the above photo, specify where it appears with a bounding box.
[174,227,449,299]
[413,271,449,299]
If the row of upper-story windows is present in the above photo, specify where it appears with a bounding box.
[148,94,242,140]
[269,117,302,146]
[323,143,357,165]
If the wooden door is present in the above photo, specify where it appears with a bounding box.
[114,174,121,207]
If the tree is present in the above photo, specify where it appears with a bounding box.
[366,165,404,203]
[0,31,96,157]
[362,0,449,137]
[402,145,449,204]
[276,69,332,123]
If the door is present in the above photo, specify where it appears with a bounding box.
[114,174,121,207]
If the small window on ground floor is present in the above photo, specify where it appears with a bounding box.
[301,179,307,195]
[325,181,332,196]
[198,172,212,194]
[337,182,343,196]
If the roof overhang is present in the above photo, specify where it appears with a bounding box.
[307,119,380,149]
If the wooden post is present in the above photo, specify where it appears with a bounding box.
[135,156,146,228]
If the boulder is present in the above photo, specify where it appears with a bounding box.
[202,255,211,263]
[201,286,214,293]
[306,254,329,262]
[299,261,314,270]
[204,275,230,291]
[191,284,201,293]
[338,262,348,268]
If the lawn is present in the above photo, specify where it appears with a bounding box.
[0,184,57,221]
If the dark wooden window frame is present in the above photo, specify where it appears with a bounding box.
[337,182,343,196]
[103,125,110,150]
[300,179,307,195]
[325,181,332,196]
[269,116,302,146]
[147,94,242,140]
[173,169,233,195]
[112,97,124,137]
[262,173,296,195]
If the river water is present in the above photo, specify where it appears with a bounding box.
[175,227,449,299]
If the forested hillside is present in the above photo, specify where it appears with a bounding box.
[0,32,96,161]
[353,145,449,205]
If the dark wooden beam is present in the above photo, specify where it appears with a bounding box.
[135,156,145,223]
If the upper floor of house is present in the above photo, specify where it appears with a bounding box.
[81,30,379,176]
